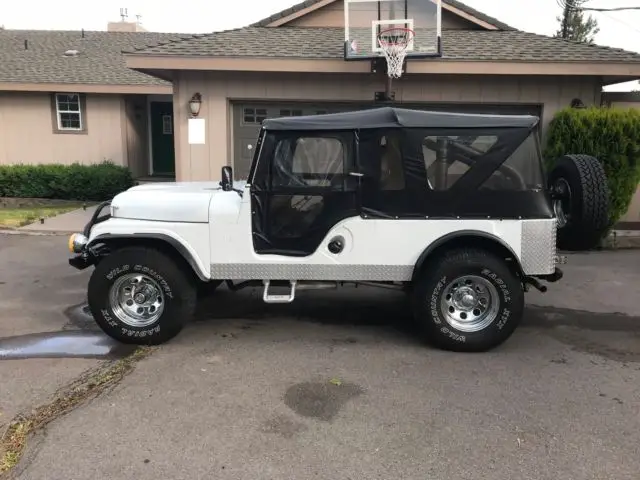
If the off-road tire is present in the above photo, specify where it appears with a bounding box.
[549,154,610,251]
[88,246,197,345]
[411,248,525,352]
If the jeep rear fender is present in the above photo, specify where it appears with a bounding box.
[411,231,525,282]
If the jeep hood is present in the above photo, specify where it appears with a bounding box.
[109,180,246,223]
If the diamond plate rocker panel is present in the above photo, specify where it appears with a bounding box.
[210,263,413,281]
[520,219,557,275]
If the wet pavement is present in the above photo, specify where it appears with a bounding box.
[0,234,116,436]
[1,233,639,480]
[0,330,135,361]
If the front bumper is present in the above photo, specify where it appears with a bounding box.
[68,200,112,271]
[69,253,93,270]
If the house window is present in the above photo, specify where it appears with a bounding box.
[243,107,267,124]
[279,109,303,117]
[55,93,83,131]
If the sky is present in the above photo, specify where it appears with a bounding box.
[1,0,639,90]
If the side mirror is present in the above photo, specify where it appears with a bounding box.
[221,166,233,191]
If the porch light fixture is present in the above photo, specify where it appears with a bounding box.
[189,93,202,117]
[570,98,586,109]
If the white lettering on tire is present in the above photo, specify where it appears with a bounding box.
[496,308,511,330]
[121,325,161,337]
[441,326,466,343]
[429,276,447,325]
[481,268,512,303]
[101,309,118,327]
[106,265,130,281]
[133,264,174,299]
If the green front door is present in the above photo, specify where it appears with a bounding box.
[150,102,175,175]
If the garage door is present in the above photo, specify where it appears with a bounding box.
[233,103,341,180]
[231,102,542,180]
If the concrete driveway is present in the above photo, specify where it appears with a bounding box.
[1,233,639,480]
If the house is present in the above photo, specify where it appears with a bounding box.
[2,0,640,213]
[0,21,192,178]
[121,0,640,183]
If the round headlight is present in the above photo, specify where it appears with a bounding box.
[68,233,88,253]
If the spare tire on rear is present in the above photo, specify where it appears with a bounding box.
[548,154,610,251]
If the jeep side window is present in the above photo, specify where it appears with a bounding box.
[480,132,544,191]
[271,136,344,189]
[379,133,405,191]
[421,135,500,191]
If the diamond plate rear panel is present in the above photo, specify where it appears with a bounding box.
[210,263,413,281]
[520,219,557,275]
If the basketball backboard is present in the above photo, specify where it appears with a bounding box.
[344,0,442,61]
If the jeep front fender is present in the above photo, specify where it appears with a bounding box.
[87,218,211,281]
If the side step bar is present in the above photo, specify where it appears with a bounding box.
[263,280,297,304]
[261,280,340,303]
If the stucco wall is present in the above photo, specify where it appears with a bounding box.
[173,71,600,182]
[0,92,127,167]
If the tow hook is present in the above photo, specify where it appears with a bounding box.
[524,267,564,293]
[545,267,564,283]
[524,276,547,293]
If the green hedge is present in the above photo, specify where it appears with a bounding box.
[544,106,640,227]
[0,162,135,201]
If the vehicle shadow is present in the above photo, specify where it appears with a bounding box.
[194,285,422,345]
[193,285,640,352]
[62,285,640,357]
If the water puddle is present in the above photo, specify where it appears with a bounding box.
[64,302,99,331]
[0,330,136,360]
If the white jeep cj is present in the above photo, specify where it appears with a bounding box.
[68,107,610,352]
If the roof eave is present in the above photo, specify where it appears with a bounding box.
[0,81,172,94]
[124,54,640,78]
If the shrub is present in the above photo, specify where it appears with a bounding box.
[0,161,135,201]
[544,106,640,228]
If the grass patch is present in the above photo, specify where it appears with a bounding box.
[0,204,85,228]
[0,346,155,475]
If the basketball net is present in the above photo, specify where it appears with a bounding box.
[377,27,415,79]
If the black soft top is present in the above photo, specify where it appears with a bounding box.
[262,106,539,131]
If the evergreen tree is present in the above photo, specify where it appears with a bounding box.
[555,0,600,44]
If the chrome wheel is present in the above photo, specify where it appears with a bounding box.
[440,275,500,333]
[109,273,165,327]
[553,178,572,228]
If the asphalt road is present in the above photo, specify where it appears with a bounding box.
[0,235,101,431]
[1,234,639,480]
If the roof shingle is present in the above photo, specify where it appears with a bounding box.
[0,29,196,86]
[125,27,640,63]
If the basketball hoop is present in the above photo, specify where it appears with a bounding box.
[377,27,415,79]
